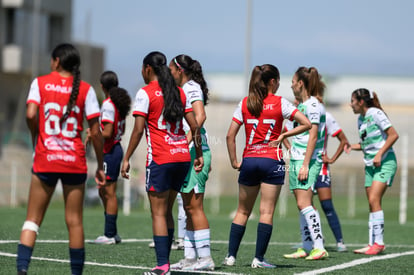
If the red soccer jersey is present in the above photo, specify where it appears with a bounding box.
[232,94,298,160]
[101,98,125,154]
[26,71,101,173]
[132,81,192,165]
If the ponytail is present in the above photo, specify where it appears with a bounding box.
[295,66,325,103]
[247,66,267,117]
[246,64,280,118]
[352,88,383,110]
[109,87,131,119]
[144,51,184,123]
[173,55,209,105]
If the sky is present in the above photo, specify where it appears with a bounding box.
[72,0,414,94]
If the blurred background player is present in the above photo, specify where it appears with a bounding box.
[91,71,131,244]
[121,51,203,275]
[346,88,398,255]
[169,54,214,271]
[223,64,310,269]
[17,43,105,275]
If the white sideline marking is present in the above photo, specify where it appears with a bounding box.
[295,250,414,275]
[0,251,243,275]
[3,239,414,249]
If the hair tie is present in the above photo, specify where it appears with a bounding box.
[369,90,374,99]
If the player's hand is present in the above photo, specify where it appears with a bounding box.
[373,153,382,167]
[344,143,352,154]
[194,156,204,173]
[298,165,309,182]
[231,160,242,171]
[95,168,106,186]
[269,135,284,148]
[121,159,130,179]
[322,154,333,164]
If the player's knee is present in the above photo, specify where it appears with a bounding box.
[22,221,39,235]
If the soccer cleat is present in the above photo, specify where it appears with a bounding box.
[251,257,276,268]
[17,270,27,275]
[142,268,170,275]
[305,248,328,260]
[337,241,347,252]
[92,235,116,244]
[194,256,215,271]
[283,248,308,259]
[354,245,371,254]
[148,241,155,248]
[222,255,236,266]
[170,258,197,270]
[170,238,184,250]
[364,243,385,255]
[143,264,170,275]
[114,234,122,244]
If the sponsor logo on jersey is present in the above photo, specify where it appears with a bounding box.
[44,136,75,151]
[44,83,72,94]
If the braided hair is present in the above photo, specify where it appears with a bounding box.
[173,54,209,105]
[53,43,82,123]
[143,51,184,123]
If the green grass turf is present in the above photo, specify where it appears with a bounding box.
[1,194,414,274]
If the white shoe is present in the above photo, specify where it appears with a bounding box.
[148,241,155,248]
[92,235,116,244]
[194,256,215,271]
[222,255,236,266]
[337,241,347,252]
[170,258,197,270]
[251,257,276,268]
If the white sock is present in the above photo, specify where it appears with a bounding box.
[184,230,196,259]
[300,212,313,252]
[301,206,324,250]
[368,213,373,246]
[194,228,211,258]
[176,194,186,239]
[371,210,384,245]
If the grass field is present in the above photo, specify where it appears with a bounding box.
[1,193,414,274]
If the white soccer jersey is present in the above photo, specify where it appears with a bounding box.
[357,107,394,166]
[182,80,209,150]
[290,96,326,162]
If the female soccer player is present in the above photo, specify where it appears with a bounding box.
[169,54,214,271]
[121,51,203,275]
[283,66,329,260]
[284,109,349,252]
[223,64,311,269]
[17,43,105,275]
[345,88,398,255]
[92,71,131,245]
